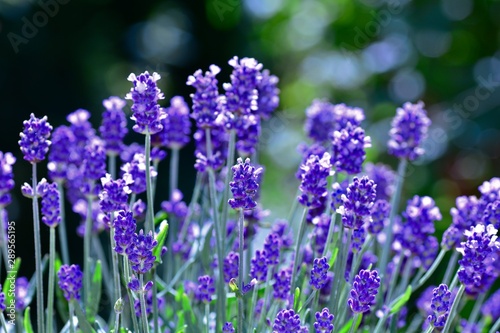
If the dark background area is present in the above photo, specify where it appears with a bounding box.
[0,0,499,309]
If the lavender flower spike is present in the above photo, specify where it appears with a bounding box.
[19,113,52,163]
[348,269,381,313]
[257,69,280,119]
[222,322,235,333]
[153,96,192,149]
[310,257,330,290]
[126,71,166,135]
[228,157,262,210]
[387,101,431,161]
[57,264,83,301]
[99,173,132,213]
[331,122,371,175]
[427,284,451,328]
[41,182,61,227]
[298,152,333,209]
[187,65,222,128]
[100,96,128,155]
[337,176,377,230]
[273,309,302,333]
[113,210,137,255]
[196,275,215,303]
[0,152,16,207]
[314,308,334,333]
[126,229,158,274]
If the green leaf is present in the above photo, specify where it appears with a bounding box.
[180,292,196,325]
[339,318,353,333]
[72,300,96,333]
[86,260,102,321]
[328,247,339,268]
[293,287,301,312]
[153,220,169,265]
[175,310,186,332]
[3,257,21,307]
[390,285,412,314]
[23,307,34,333]
[155,211,168,226]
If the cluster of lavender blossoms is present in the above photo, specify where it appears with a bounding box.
[3,56,499,333]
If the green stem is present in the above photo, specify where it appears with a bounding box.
[0,209,9,270]
[166,256,196,291]
[442,284,465,333]
[449,271,459,292]
[287,189,300,224]
[379,159,407,276]
[69,302,75,333]
[1,312,8,333]
[123,258,140,333]
[31,163,45,333]
[385,254,404,307]
[221,130,236,240]
[47,227,56,333]
[290,208,308,291]
[469,292,486,324]
[139,275,150,333]
[205,128,226,330]
[443,251,459,286]
[152,267,159,333]
[84,194,93,308]
[332,229,351,317]
[238,209,245,333]
[109,217,122,311]
[298,290,317,313]
[57,182,70,265]
[350,235,374,284]
[417,249,447,289]
[109,154,117,179]
[489,317,500,333]
[114,310,120,333]
[169,148,179,197]
[348,314,361,333]
[257,265,275,330]
[92,236,113,300]
[144,132,155,234]
[248,283,259,330]
[423,325,434,333]
[321,210,338,258]
[205,302,210,333]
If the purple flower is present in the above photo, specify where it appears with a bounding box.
[273,268,292,300]
[47,126,76,181]
[369,199,389,235]
[296,142,327,180]
[417,236,439,270]
[333,103,365,131]
[427,284,451,328]
[67,109,96,147]
[450,195,480,232]
[196,275,215,303]
[314,308,334,333]
[126,230,158,274]
[99,174,132,213]
[482,200,500,230]
[41,182,60,227]
[311,214,330,256]
[271,220,294,248]
[337,176,376,230]
[187,65,222,128]
[257,69,280,119]
[298,153,332,209]
[223,322,235,333]
[264,232,282,265]
[224,56,263,117]
[351,227,366,254]
[235,114,261,156]
[273,309,301,333]
[0,152,16,207]
[113,210,137,255]
[479,177,500,209]
[82,140,106,183]
[0,285,4,312]
[58,264,83,301]
[133,290,165,318]
[99,96,128,155]
[19,113,52,163]
[482,288,500,320]
[223,251,239,283]
[457,224,499,296]
[121,153,157,195]
[304,100,336,144]
[310,257,330,290]
[126,71,166,134]
[229,157,262,210]
[330,180,348,210]
[15,277,29,311]
[441,225,462,251]
[250,249,268,282]
[348,269,381,313]
[387,101,431,161]
[331,122,371,175]
[152,96,191,149]
[193,124,228,171]
[161,189,188,220]
[364,163,395,201]
[460,320,480,333]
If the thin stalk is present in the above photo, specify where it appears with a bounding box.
[469,292,486,324]
[123,258,140,333]
[287,189,300,224]
[310,290,320,320]
[385,255,404,306]
[152,267,159,333]
[178,172,202,239]
[109,218,122,311]
[92,236,113,299]
[205,302,210,333]
[69,302,75,333]
[321,211,338,258]
[166,256,196,291]
[290,208,308,292]
[31,163,45,333]
[144,132,155,234]
[46,227,56,333]
[139,275,150,333]
[57,182,70,265]
[114,310,120,333]
[108,154,117,179]
[169,148,179,197]
[442,284,465,333]
[0,209,9,268]
[0,312,8,333]
[257,265,275,329]
[238,209,245,333]
[489,317,500,333]
[205,128,226,330]
[350,235,374,284]
[449,271,459,292]
[423,325,434,333]
[379,159,407,276]
[248,283,259,330]
[298,290,317,313]
[443,251,459,286]
[221,130,236,238]
[417,249,447,289]
[348,314,361,333]
[395,255,413,297]
[331,229,351,316]
[84,194,93,308]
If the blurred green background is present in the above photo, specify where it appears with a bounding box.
[1,0,499,278]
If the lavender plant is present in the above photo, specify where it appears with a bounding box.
[2,56,499,333]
